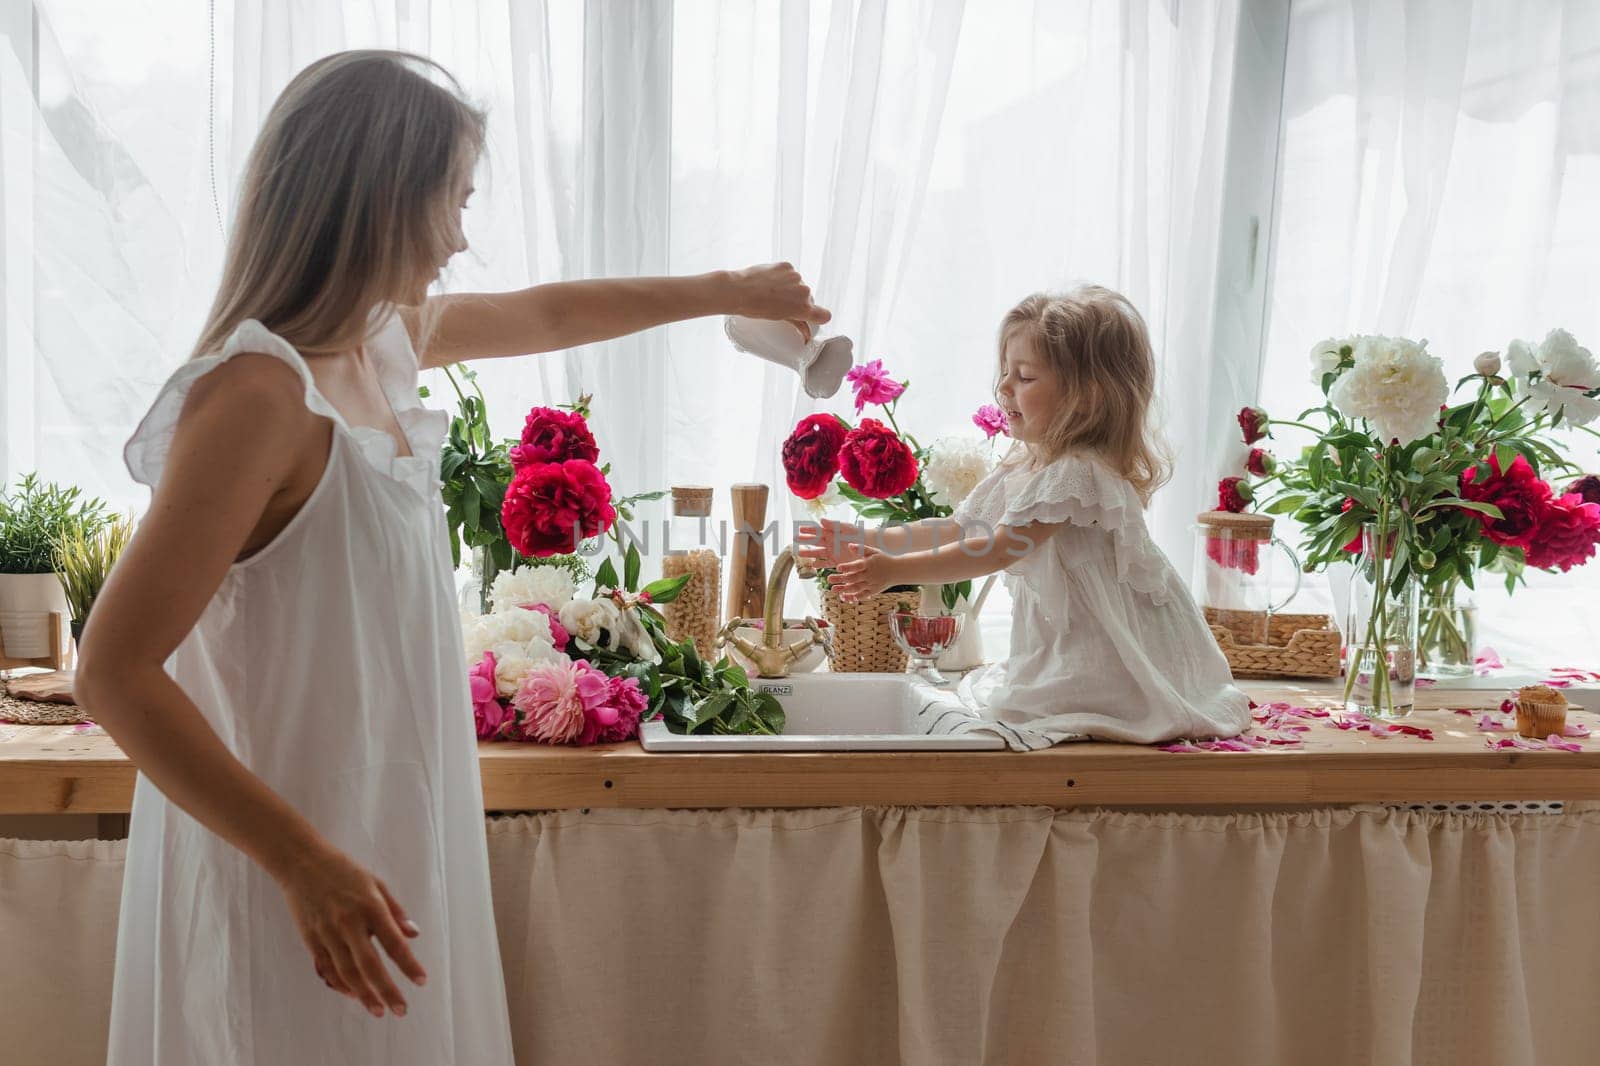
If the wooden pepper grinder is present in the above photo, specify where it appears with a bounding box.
[726,483,770,623]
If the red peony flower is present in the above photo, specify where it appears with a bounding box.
[1567,475,1600,506]
[1217,476,1252,513]
[509,406,600,468]
[1459,453,1551,550]
[1246,448,1275,477]
[839,419,919,499]
[1524,493,1600,572]
[502,459,616,557]
[1339,498,1364,553]
[1237,406,1269,445]
[1206,535,1260,575]
[782,414,849,499]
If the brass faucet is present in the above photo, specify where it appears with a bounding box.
[717,546,832,678]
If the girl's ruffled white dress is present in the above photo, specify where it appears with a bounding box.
[922,453,1251,751]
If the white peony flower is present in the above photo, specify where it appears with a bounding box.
[1506,338,1539,379]
[797,481,845,520]
[1472,351,1501,378]
[1505,329,1600,426]
[1530,329,1600,426]
[490,639,562,697]
[1328,334,1449,445]
[464,607,555,666]
[1309,337,1349,386]
[922,436,996,509]
[489,565,576,614]
[609,604,660,662]
[558,597,623,648]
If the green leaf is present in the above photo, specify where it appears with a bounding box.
[1423,497,1503,520]
[751,691,786,734]
[722,660,750,689]
[1264,493,1308,515]
[642,573,692,604]
[688,691,734,733]
[624,543,641,593]
[463,480,482,534]
[594,557,620,593]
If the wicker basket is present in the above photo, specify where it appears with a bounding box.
[821,586,922,673]
[0,683,91,725]
[1206,610,1341,679]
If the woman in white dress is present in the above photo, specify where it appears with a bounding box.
[76,50,827,1064]
[804,287,1249,750]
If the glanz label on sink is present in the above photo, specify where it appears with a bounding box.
[756,683,793,696]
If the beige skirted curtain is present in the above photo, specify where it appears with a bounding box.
[5,807,1600,1065]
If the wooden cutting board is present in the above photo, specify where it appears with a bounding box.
[4,671,76,704]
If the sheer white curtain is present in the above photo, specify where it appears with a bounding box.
[7,1,1248,614]
[1259,0,1600,662]
[668,0,1247,628]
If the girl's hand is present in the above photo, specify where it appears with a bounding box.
[727,262,832,338]
[827,542,896,603]
[276,843,427,1019]
[796,518,867,569]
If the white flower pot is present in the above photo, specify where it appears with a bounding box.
[0,572,70,660]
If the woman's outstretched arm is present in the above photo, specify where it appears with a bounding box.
[403,262,830,368]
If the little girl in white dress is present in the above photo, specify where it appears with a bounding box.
[817,286,1250,750]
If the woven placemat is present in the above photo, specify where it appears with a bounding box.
[0,683,92,725]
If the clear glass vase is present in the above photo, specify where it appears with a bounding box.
[1418,581,1477,679]
[467,544,503,617]
[1342,524,1420,719]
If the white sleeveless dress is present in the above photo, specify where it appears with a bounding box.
[922,452,1251,750]
[109,314,514,1064]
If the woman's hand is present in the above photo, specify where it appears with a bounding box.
[827,542,898,603]
[727,262,832,339]
[796,518,867,569]
[276,843,427,1018]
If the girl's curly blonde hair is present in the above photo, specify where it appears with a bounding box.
[998,286,1172,504]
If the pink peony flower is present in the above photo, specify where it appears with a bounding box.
[598,675,649,744]
[523,602,569,650]
[845,359,906,414]
[972,404,1010,439]
[511,661,588,743]
[570,661,649,745]
[470,652,510,740]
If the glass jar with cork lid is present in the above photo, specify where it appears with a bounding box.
[1191,510,1301,646]
[661,486,722,656]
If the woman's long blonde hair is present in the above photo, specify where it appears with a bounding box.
[998,286,1172,504]
[190,50,485,360]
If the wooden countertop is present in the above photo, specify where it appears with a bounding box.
[2,682,1596,813]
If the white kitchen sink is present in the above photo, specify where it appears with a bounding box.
[638,673,1006,751]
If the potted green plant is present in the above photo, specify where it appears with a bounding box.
[55,513,135,644]
[0,474,107,660]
